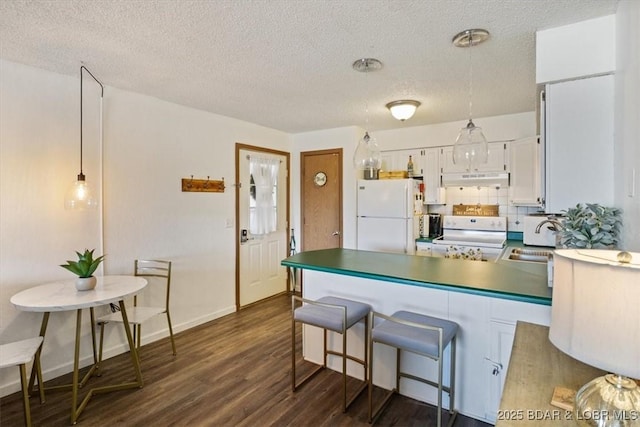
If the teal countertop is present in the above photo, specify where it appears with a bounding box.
[282,247,552,306]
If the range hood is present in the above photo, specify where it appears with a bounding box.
[441,171,510,188]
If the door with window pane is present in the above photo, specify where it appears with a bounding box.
[237,146,288,307]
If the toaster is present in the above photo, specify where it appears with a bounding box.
[523,215,559,247]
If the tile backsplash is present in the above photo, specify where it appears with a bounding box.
[426,187,543,232]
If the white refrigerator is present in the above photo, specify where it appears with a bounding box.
[356,179,421,255]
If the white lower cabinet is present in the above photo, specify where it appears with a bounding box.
[485,298,551,423]
[302,269,551,424]
[486,320,516,423]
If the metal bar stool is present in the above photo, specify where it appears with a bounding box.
[291,295,371,413]
[368,311,459,427]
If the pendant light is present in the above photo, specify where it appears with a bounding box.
[452,29,490,170]
[65,66,103,210]
[352,58,383,179]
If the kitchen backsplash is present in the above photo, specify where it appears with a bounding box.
[426,186,543,232]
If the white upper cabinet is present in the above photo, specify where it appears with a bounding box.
[380,149,424,177]
[508,137,542,207]
[544,74,614,213]
[536,15,615,84]
[441,142,506,174]
[423,147,445,204]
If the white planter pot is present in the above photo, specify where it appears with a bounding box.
[75,276,97,291]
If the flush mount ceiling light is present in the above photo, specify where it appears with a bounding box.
[352,58,383,178]
[64,66,103,210]
[452,28,490,170]
[386,100,421,121]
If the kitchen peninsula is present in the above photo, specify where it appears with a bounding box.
[282,248,552,423]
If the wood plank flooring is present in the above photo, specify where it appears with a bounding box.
[1,294,491,426]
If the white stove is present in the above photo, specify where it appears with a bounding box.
[431,215,507,261]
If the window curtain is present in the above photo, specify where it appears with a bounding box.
[249,156,279,235]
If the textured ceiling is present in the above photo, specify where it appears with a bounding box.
[0,0,618,133]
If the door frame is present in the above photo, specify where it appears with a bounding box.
[235,143,290,311]
[300,148,343,251]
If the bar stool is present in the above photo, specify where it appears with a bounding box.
[291,295,371,413]
[368,311,459,427]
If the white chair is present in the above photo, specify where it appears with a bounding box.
[0,337,45,427]
[97,260,176,363]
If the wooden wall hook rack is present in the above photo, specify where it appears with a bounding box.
[181,176,225,193]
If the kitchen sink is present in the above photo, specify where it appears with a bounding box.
[502,247,552,263]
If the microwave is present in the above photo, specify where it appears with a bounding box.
[523,215,558,247]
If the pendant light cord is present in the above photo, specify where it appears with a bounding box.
[364,61,370,131]
[79,66,104,178]
[468,33,473,123]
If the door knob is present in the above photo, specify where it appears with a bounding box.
[332,231,341,236]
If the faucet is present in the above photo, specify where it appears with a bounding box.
[535,219,564,233]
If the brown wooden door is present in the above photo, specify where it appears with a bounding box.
[301,149,342,251]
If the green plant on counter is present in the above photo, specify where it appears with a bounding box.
[559,203,622,249]
[60,249,105,278]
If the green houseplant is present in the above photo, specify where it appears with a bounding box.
[60,249,105,291]
[559,203,622,249]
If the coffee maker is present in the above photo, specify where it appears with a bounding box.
[427,213,442,239]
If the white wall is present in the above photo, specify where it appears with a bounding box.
[0,60,291,396]
[615,0,640,251]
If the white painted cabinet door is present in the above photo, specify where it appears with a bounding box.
[423,148,445,204]
[440,146,469,173]
[508,137,543,206]
[380,149,424,176]
[448,292,490,422]
[544,74,614,213]
[485,320,516,423]
[441,143,505,173]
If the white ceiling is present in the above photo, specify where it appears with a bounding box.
[0,0,618,134]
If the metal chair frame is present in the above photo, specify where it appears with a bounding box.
[0,337,45,427]
[291,295,369,413]
[368,311,458,427]
[98,260,176,364]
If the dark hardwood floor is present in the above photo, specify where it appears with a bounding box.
[1,294,491,426]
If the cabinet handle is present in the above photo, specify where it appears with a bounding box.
[484,357,503,375]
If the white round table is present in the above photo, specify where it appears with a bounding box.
[11,275,147,312]
[11,275,148,424]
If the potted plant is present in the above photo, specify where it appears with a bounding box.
[559,203,622,249]
[60,249,105,291]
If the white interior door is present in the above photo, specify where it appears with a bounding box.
[239,149,287,307]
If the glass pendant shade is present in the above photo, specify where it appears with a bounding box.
[353,132,382,177]
[574,374,640,427]
[453,119,488,170]
[65,173,97,210]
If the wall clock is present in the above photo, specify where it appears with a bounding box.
[313,171,327,187]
